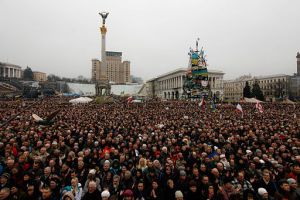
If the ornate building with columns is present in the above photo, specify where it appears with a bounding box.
[146,68,224,99]
[224,52,300,101]
[0,62,22,79]
[224,74,291,102]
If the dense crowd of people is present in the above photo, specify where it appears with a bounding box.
[0,97,299,200]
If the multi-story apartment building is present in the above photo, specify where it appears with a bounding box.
[92,51,130,84]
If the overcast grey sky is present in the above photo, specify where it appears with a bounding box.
[0,0,299,81]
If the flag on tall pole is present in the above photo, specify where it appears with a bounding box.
[255,100,263,113]
[236,103,243,118]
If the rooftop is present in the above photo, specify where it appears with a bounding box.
[106,51,122,57]
[225,74,290,83]
[0,62,22,69]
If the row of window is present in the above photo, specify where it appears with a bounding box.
[225,79,287,87]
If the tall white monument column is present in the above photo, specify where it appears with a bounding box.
[101,26,107,79]
[297,52,300,76]
[99,12,109,81]
[95,12,111,96]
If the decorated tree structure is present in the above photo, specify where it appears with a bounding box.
[183,39,210,99]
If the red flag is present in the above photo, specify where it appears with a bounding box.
[255,100,263,113]
[199,97,205,110]
[127,96,133,104]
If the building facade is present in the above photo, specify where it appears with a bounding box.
[224,53,300,101]
[0,62,22,79]
[92,51,131,84]
[224,74,291,102]
[146,68,224,99]
[290,52,300,100]
[290,76,300,99]
[33,71,47,82]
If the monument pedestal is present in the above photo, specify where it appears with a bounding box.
[95,78,110,96]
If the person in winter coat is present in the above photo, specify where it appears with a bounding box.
[148,179,163,200]
[81,181,101,200]
[82,169,101,197]
[164,179,176,200]
[186,180,203,200]
[62,177,82,200]
[133,181,147,200]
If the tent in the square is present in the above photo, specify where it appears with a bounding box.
[69,97,93,104]
[243,97,263,103]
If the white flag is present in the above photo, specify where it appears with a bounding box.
[236,104,243,113]
[236,104,243,118]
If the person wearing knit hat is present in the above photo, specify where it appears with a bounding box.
[88,169,96,175]
[1,173,10,180]
[101,190,110,200]
[258,188,268,199]
[104,160,110,165]
[122,189,134,200]
[287,178,297,185]
[175,190,184,200]
[179,170,186,177]
[0,173,11,189]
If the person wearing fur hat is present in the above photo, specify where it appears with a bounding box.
[62,191,74,200]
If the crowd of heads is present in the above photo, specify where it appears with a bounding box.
[0,97,299,200]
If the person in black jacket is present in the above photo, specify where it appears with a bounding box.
[81,181,101,200]
[253,170,277,198]
[164,179,176,200]
[133,181,147,200]
[148,179,163,200]
[186,180,204,200]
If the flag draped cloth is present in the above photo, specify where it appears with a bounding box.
[236,104,243,118]
[255,100,263,113]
